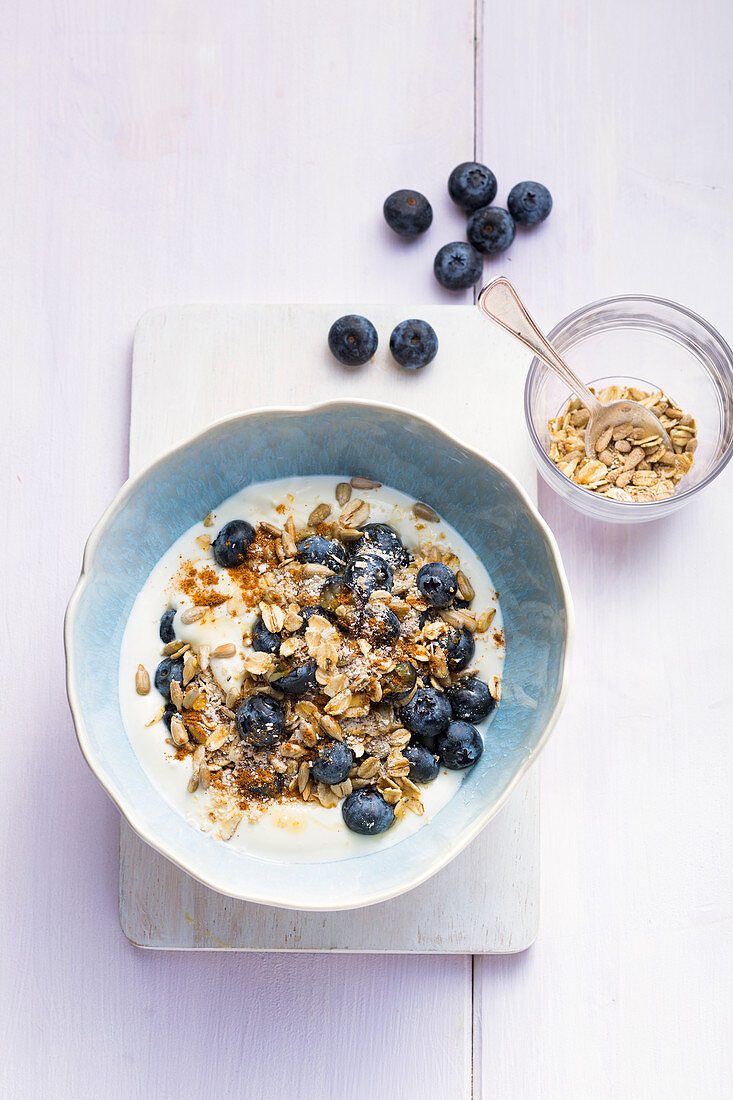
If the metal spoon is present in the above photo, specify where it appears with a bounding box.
[476,277,672,458]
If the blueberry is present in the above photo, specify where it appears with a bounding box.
[162,702,177,731]
[252,617,281,655]
[416,562,457,608]
[211,519,255,568]
[296,535,348,573]
[383,189,433,237]
[436,720,483,769]
[443,626,475,673]
[381,660,417,702]
[272,661,318,695]
[362,604,400,646]
[327,314,378,367]
[352,523,409,570]
[447,677,495,723]
[319,576,361,632]
[311,742,354,786]
[434,241,483,291]
[467,206,515,254]
[153,657,184,700]
[237,761,284,799]
[400,685,451,739]
[389,319,439,370]
[235,694,284,749]
[159,608,176,644]
[448,161,498,212]
[344,553,393,597]
[404,743,440,783]
[507,181,552,227]
[342,789,395,835]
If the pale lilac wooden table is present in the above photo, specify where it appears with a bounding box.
[3,1,732,1097]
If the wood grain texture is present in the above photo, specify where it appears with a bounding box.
[120,302,540,954]
[474,2,733,1097]
[3,4,482,1099]
[2,0,732,1096]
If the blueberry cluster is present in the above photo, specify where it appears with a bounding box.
[383,164,552,291]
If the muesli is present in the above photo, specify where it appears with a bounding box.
[121,477,505,856]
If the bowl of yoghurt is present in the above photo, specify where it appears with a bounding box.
[65,401,572,910]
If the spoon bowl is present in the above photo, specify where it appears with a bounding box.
[477,278,672,457]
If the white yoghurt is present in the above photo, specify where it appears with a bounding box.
[119,477,504,862]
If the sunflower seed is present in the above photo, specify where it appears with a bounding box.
[318,714,343,741]
[199,764,211,791]
[335,482,352,506]
[180,606,205,625]
[302,562,334,577]
[187,774,199,793]
[211,643,236,659]
[161,640,189,657]
[195,534,210,551]
[182,654,198,685]
[412,502,440,522]
[170,680,184,710]
[135,665,150,695]
[336,526,363,542]
[308,502,332,526]
[170,715,188,746]
[202,512,215,528]
[225,688,239,710]
[261,521,282,537]
[476,608,496,633]
[456,571,475,601]
[350,476,381,490]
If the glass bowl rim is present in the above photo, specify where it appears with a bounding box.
[524,292,733,510]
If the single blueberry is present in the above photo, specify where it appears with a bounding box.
[433,241,483,291]
[159,608,176,644]
[416,562,458,608]
[153,657,184,700]
[344,553,393,597]
[273,661,318,695]
[467,206,515,254]
[342,789,395,835]
[296,535,348,573]
[311,742,355,786]
[383,189,433,237]
[447,677,495,723]
[381,660,417,703]
[389,319,439,370]
[162,702,177,731]
[235,694,284,749]
[352,523,409,570]
[362,604,400,646]
[448,161,498,212]
[211,519,255,568]
[400,685,452,739]
[237,761,284,799]
[404,743,440,783]
[436,720,483,769]
[327,315,378,367]
[507,181,553,227]
[319,576,361,632]
[252,617,281,655]
[443,626,475,673]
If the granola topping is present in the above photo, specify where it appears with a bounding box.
[120,477,505,859]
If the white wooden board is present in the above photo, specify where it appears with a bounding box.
[120,302,541,952]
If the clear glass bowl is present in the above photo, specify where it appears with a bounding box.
[525,295,733,522]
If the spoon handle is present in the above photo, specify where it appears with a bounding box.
[477,277,603,415]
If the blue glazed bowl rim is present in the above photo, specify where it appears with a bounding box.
[64,399,574,910]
